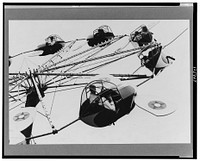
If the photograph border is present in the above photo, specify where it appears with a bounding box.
[3,3,197,158]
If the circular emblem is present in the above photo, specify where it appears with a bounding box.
[148,100,166,110]
[13,112,30,122]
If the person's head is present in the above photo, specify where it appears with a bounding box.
[89,85,96,94]
[98,29,104,34]
[46,36,56,45]
[141,25,148,32]
[49,36,55,41]
[135,31,139,35]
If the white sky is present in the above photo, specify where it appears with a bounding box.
[9,20,191,144]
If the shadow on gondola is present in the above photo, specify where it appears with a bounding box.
[87,25,115,47]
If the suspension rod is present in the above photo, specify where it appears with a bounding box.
[30,72,57,133]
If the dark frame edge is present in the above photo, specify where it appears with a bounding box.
[2,2,197,159]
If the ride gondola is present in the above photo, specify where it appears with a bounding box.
[87,25,115,47]
[79,76,137,127]
[130,25,153,47]
[140,44,175,76]
[35,35,66,56]
[10,85,46,144]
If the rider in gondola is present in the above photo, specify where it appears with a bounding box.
[132,25,153,47]
[89,84,116,112]
[45,35,57,46]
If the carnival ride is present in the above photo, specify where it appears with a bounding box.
[8,23,188,144]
